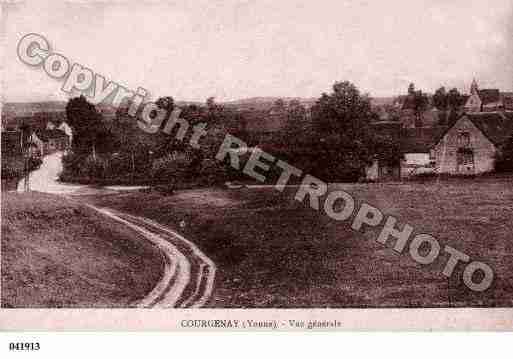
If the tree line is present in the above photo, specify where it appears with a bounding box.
[62,80,498,186]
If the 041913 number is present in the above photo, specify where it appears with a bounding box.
[9,342,40,351]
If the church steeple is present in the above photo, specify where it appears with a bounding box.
[470,78,479,95]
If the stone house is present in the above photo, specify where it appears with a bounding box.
[367,111,513,180]
[432,112,513,175]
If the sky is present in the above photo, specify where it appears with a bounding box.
[2,0,513,102]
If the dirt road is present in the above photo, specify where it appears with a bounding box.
[17,152,216,308]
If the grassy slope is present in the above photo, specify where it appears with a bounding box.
[84,177,513,308]
[1,192,164,308]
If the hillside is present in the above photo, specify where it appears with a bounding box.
[1,192,164,307]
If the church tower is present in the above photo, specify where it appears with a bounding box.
[465,78,482,113]
[470,78,479,95]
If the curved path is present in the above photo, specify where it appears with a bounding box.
[18,152,216,308]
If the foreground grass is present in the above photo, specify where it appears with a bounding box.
[84,177,513,308]
[1,192,164,308]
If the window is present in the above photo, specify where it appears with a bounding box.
[458,132,471,147]
[429,150,436,167]
[457,149,474,165]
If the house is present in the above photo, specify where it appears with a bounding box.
[367,79,513,181]
[26,132,44,157]
[432,112,513,175]
[59,122,73,144]
[464,79,513,112]
[367,111,513,180]
[31,128,70,155]
[399,126,447,178]
[366,122,446,181]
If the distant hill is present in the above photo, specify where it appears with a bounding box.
[2,95,398,123]
[222,96,400,112]
[224,97,317,105]
[2,100,205,115]
[2,101,67,115]
[222,97,318,112]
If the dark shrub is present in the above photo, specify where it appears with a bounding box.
[151,155,191,184]
[496,136,513,173]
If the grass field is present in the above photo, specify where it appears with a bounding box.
[85,177,513,308]
[1,192,164,307]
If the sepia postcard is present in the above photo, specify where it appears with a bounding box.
[1,0,513,331]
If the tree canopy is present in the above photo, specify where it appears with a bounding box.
[433,86,466,112]
[65,95,111,154]
[307,81,380,180]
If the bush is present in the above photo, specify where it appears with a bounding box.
[61,152,107,181]
[108,153,133,177]
[27,157,42,172]
[151,154,191,184]
[61,152,85,177]
[197,159,231,186]
[496,137,513,173]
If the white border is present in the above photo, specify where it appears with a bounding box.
[1,308,513,331]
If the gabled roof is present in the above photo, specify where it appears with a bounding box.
[431,112,513,150]
[466,112,513,146]
[35,128,69,142]
[400,126,446,153]
[478,89,501,105]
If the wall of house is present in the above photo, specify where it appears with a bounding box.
[401,153,434,177]
[58,122,73,143]
[464,93,482,113]
[404,153,430,165]
[42,137,68,155]
[29,133,44,156]
[432,117,497,175]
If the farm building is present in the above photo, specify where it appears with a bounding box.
[432,112,513,175]
[367,111,513,180]
[29,128,70,156]
[366,123,444,181]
